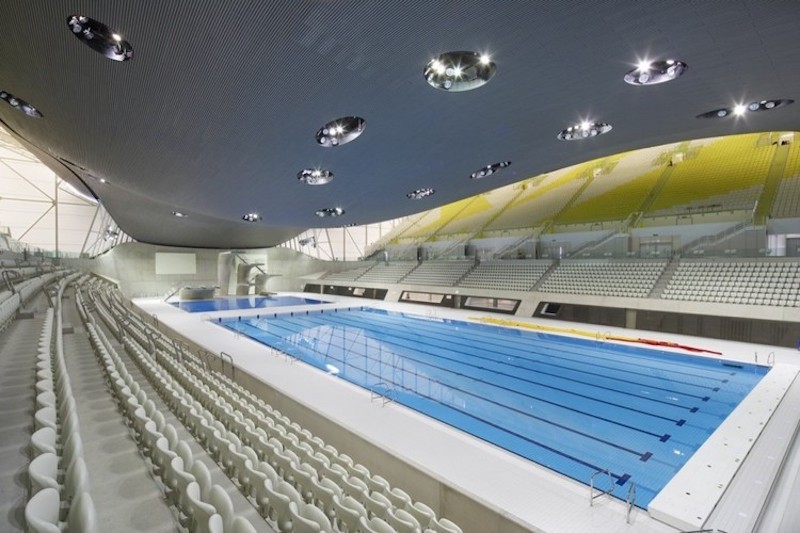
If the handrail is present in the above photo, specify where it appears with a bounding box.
[145,330,157,356]
[589,468,614,506]
[171,338,185,363]
[492,232,535,259]
[625,482,636,524]
[163,285,183,302]
[220,351,235,380]
[2,270,20,293]
[232,252,267,276]
[197,349,211,371]
[678,219,753,254]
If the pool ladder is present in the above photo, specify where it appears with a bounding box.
[589,468,614,507]
[589,469,636,524]
[370,382,395,406]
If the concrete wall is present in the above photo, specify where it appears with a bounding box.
[66,243,375,298]
[66,242,219,298]
[262,248,365,292]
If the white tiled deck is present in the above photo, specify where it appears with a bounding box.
[136,293,800,533]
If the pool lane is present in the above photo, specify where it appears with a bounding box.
[221,308,767,507]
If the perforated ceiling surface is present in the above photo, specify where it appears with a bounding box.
[0,1,798,248]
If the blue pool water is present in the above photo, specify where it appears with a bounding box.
[221,308,767,507]
[172,295,326,312]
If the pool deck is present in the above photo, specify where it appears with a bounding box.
[137,293,800,533]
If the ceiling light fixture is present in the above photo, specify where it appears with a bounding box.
[424,51,496,92]
[696,99,793,119]
[557,121,612,141]
[316,116,366,147]
[624,59,687,85]
[172,211,187,218]
[470,161,511,180]
[406,188,435,199]
[67,15,133,61]
[242,212,261,222]
[315,207,345,218]
[104,226,119,240]
[297,168,334,185]
[746,99,793,112]
[0,90,42,117]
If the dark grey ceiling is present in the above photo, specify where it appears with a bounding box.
[1,1,798,248]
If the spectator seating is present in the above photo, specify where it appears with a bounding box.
[539,260,667,298]
[662,260,800,306]
[457,260,551,291]
[401,260,474,287]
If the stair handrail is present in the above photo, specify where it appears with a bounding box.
[220,351,235,379]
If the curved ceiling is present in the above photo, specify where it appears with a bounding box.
[0,1,798,248]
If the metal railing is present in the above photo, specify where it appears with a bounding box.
[589,468,614,506]
[220,351,235,379]
[625,482,637,524]
[370,382,395,406]
[163,285,183,302]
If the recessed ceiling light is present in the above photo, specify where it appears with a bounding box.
[297,168,334,185]
[343,223,358,227]
[172,211,187,218]
[696,107,731,119]
[470,161,511,180]
[557,122,612,141]
[424,51,496,92]
[624,59,687,85]
[0,90,42,117]
[696,99,793,119]
[67,15,133,61]
[242,212,261,222]
[315,207,345,218]
[316,116,366,147]
[746,99,793,112]
[406,188,435,199]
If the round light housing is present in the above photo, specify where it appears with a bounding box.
[0,90,42,117]
[315,116,366,147]
[67,15,133,61]
[624,59,687,85]
[557,122,612,141]
[406,188,435,199]
[315,207,345,218]
[424,51,496,92]
[297,168,334,185]
[697,99,793,119]
[470,161,511,180]
[242,213,261,222]
[745,99,793,112]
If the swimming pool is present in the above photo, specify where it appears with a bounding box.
[221,308,767,507]
[172,295,327,312]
